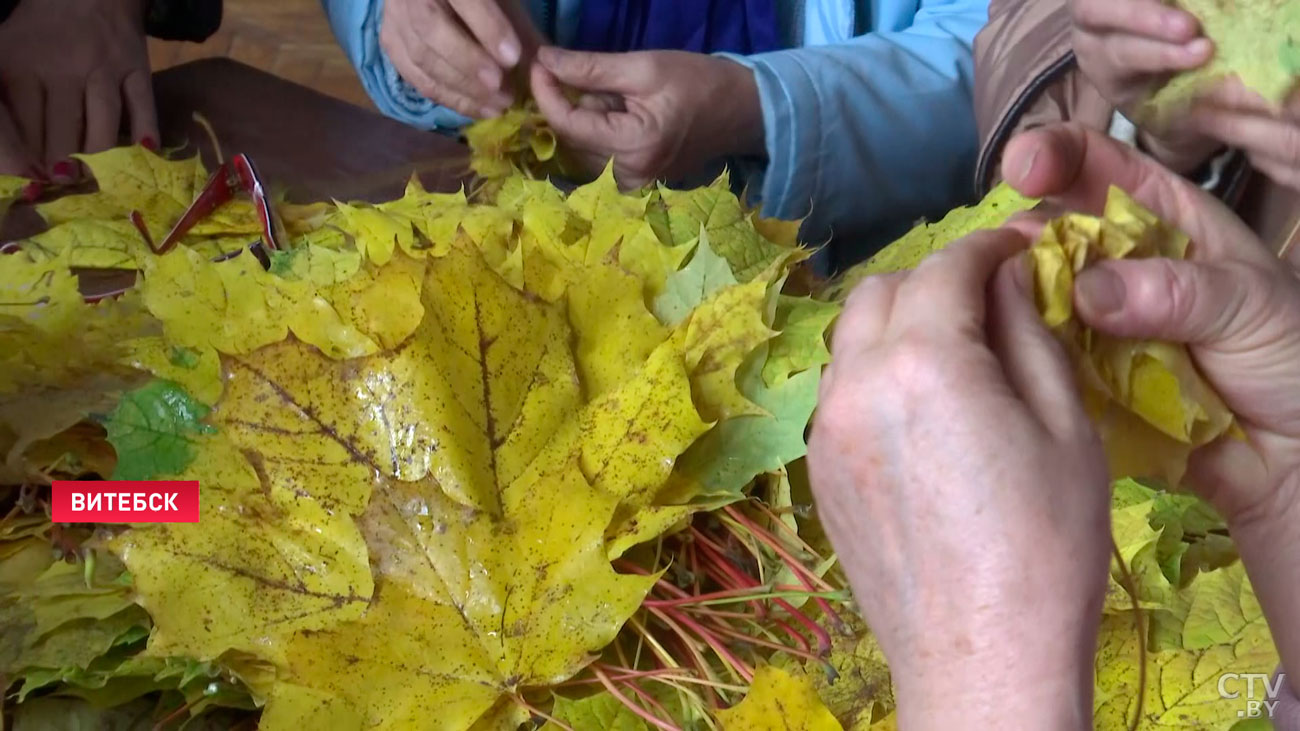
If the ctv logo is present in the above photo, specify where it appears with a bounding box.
[1219,672,1288,719]
[51,481,200,523]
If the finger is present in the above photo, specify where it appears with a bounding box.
[1249,154,1300,192]
[385,34,489,118]
[448,0,522,68]
[1188,108,1300,169]
[83,72,122,153]
[890,229,1029,339]
[420,15,513,100]
[1071,0,1201,41]
[1002,123,1259,258]
[0,106,37,177]
[536,46,652,93]
[1193,76,1277,115]
[1074,32,1212,75]
[43,83,84,177]
[828,271,907,375]
[987,255,1087,438]
[531,64,637,149]
[1,75,44,161]
[1072,258,1280,345]
[121,71,158,147]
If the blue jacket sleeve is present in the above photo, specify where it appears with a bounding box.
[727,0,989,266]
[320,0,471,131]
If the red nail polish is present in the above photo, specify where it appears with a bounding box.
[51,161,75,179]
[24,165,47,182]
[141,136,158,151]
[20,181,42,202]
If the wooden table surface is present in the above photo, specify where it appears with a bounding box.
[2,58,470,242]
[154,58,470,202]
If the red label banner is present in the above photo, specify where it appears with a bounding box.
[51,481,201,523]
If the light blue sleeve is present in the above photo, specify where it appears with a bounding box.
[728,0,990,265]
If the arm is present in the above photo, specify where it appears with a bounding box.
[724,0,989,263]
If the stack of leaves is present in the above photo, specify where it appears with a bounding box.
[0,139,847,729]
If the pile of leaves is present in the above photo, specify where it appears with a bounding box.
[0,115,1283,731]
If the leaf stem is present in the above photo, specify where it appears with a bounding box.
[593,666,683,731]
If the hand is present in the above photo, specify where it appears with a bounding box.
[1072,0,1300,186]
[380,0,542,119]
[1002,122,1300,685]
[808,231,1108,730]
[0,0,157,180]
[530,47,765,189]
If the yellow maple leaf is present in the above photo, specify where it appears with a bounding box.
[718,665,844,731]
[1030,187,1235,486]
[108,434,374,666]
[1146,0,1300,120]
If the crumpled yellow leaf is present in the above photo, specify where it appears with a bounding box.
[718,665,844,731]
[1094,563,1278,729]
[828,183,1037,299]
[466,107,560,186]
[1030,187,1235,486]
[1146,0,1300,121]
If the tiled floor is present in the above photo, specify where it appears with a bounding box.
[148,0,375,111]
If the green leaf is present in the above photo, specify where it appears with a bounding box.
[763,296,838,386]
[547,693,650,731]
[102,380,216,480]
[676,351,820,495]
[653,231,739,326]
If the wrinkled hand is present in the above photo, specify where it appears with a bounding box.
[808,230,1108,729]
[1003,122,1300,681]
[0,0,157,180]
[530,47,765,189]
[380,0,541,119]
[1072,0,1300,186]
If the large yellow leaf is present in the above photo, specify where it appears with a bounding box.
[1147,0,1300,120]
[1031,187,1235,486]
[108,434,374,666]
[718,665,844,731]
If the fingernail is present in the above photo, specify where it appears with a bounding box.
[1075,268,1126,315]
[20,181,42,202]
[140,136,158,151]
[1185,38,1213,60]
[499,39,521,67]
[51,160,75,181]
[1015,144,1041,185]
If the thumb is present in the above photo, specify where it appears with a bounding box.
[1073,257,1275,345]
[536,46,649,93]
